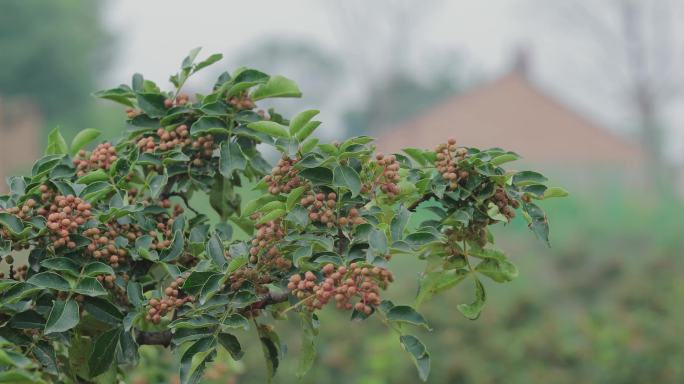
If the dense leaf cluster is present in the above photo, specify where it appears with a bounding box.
[0,49,566,383]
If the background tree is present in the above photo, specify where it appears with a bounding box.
[541,0,684,179]
[0,0,110,129]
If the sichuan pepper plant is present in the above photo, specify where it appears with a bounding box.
[0,48,567,383]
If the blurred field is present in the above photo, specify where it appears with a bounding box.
[125,184,684,384]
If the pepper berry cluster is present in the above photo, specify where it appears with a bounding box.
[435,138,470,190]
[372,153,401,197]
[490,187,519,221]
[228,93,256,110]
[228,268,271,295]
[45,194,93,249]
[248,216,290,270]
[73,142,118,177]
[136,126,191,153]
[265,156,302,195]
[146,274,193,324]
[164,93,190,108]
[287,262,393,314]
[301,192,337,227]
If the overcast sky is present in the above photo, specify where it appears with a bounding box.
[103,0,684,162]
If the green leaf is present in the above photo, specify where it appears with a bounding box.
[300,137,319,153]
[333,165,361,197]
[399,335,431,382]
[190,116,228,135]
[297,312,317,379]
[76,169,109,184]
[45,127,68,155]
[289,109,319,137]
[219,141,247,177]
[73,277,108,297]
[295,121,321,141]
[247,121,290,138]
[475,258,518,282]
[179,337,216,384]
[44,300,79,335]
[193,53,223,73]
[299,167,333,186]
[83,262,115,277]
[149,174,168,199]
[83,297,124,324]
[490,152,520,166]
[387,305,431,330]
[251,75,302,101]
[257,324,281,381]
[88,327,122,377]
[40,257,80,276]
[32,341,58,376]
[0,213,24,234]
[182,271,216,295]
[543,186,569,199]
[93,87,134,107]
[218,333,244,360]
[222,313,250,330]
[286,186,306,211]
[512,171,548,186]
[136,92,167,118]
[8,310,45,329]
[369,228,388,254]
[415,269,469,307]
[27,272,70,291]
[205,232,227,268]
[457,278,487,320]
[70,129,102,156]
[257,209,286,224]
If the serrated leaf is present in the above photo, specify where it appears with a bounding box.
[44,300,79,334]
[247,121,289,138]
[333,165,361,197]
[205,232,226,268]
[543,186,569,199]
[387,305,431,330]
[70,129,102,156]
[457,278,486,320]
[218,333,244,360]
[399,335,431,381]
[289,110,319,137]
[286,186,306,211]
[88,327,121,377]
[219,141,247,177]
[73,277,108,297]
[27,272,70,291]
[251,75,301,101]
[45,127,68,155]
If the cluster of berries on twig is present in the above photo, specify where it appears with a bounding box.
[490,187,519,221]
[435,138,470,190]
[248,215,290,270]
[228,93,256,110]
[265,156,302,195]
[73,142,118,177]
[364,153,401,197]
[45,194,93,249]
[301,192,337,227]
[288,262,393,314]
[146,274,193,324]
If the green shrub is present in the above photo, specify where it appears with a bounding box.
[0,48,565,383]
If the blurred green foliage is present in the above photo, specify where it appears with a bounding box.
[0,0,114,135]
[129,186,684,383]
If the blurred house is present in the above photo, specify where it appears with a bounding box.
[377,57,647,187]
[0,98,40,193]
